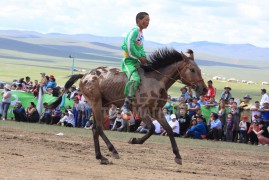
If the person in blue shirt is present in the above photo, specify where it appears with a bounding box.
[186,115,207,139]
[45,75,57,91]
[207,112,222,141]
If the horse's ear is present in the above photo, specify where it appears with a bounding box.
[181,51,188,61]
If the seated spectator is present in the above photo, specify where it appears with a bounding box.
[189,119,197,129]
[45,75,57,92]
[150,118,161,134]
[220,86,233,104]
[207,113,222,141]
[186,115,207,139]
[26,102,40,123]
[18,78,26,90]
[16,83,24,91]
[31,80,39,98]
[111,112,125,131]
[178,108,191,137]
[247,120,260,145]
[39,102,52,124]
[225,113,234,142]
[205,97,217,108]
[161,114,180,137]
[57,110,75,127]
[13,101,27,122]
[11,84,17,90]
[50,107,62,124]
[252,121,269,146]
[136,121,149,134]
[162,107,171,122]
[239,115,248,143]
[198,95,206,106]
[188,97,200,118]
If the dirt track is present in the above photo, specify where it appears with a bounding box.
[0,128,268,180]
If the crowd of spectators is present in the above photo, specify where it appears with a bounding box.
[1,76,269,146]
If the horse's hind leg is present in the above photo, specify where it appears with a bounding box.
[129,114,155,144]
[91,99,110,164]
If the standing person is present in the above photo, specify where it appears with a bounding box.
[40,72,47,92]
[225,113,234,142]
[1,84,12,120]
[259,101,269,128]
[218,99,226,140]
[260,88,269,106]
[220,86,233,105]
[121,12,150,114]
[108,104,117,129]
[179,87,190,102]
[229,102,240,142]
[204,80,216,101]
[239,115,248,143]
[239,94,252,141]
[250,101,262,123]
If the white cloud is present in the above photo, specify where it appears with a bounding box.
[0,0,268,47]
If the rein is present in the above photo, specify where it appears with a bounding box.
[150,54,204,90]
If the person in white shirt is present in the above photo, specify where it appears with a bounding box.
[151,118,161,134]
[161,114,180,137]
[260,88,269,107]
[1,84,12,120]
[57,110,75,127]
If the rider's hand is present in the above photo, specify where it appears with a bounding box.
[139,57,148,64]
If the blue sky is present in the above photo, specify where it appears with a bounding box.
[0,0,268,47]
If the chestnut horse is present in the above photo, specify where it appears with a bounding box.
[48,48,207,165]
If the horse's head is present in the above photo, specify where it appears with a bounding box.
[177,52,208,96]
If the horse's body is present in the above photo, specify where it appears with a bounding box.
[49,48,207,165]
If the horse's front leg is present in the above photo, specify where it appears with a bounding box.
[157,114,182,165]
[128,114,155,144]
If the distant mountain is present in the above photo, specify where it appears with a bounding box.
[1,30,268,62]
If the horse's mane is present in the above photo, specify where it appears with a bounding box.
[141,48,183,71]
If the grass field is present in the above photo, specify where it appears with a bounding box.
[1,120,268,154]
[1,47,268,102]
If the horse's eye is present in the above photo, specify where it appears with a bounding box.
[190,69,195,73]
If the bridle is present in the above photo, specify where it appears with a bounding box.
[176,54,204,89]
[150,53,204,90]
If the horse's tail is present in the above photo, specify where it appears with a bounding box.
[47,74,84,109]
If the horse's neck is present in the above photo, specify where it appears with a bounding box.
[148,61,183,90]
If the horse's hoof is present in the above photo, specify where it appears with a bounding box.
[128,138,138,144]
[175,158,182,165]
[112,153,120,159]
[100,157,109,165]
